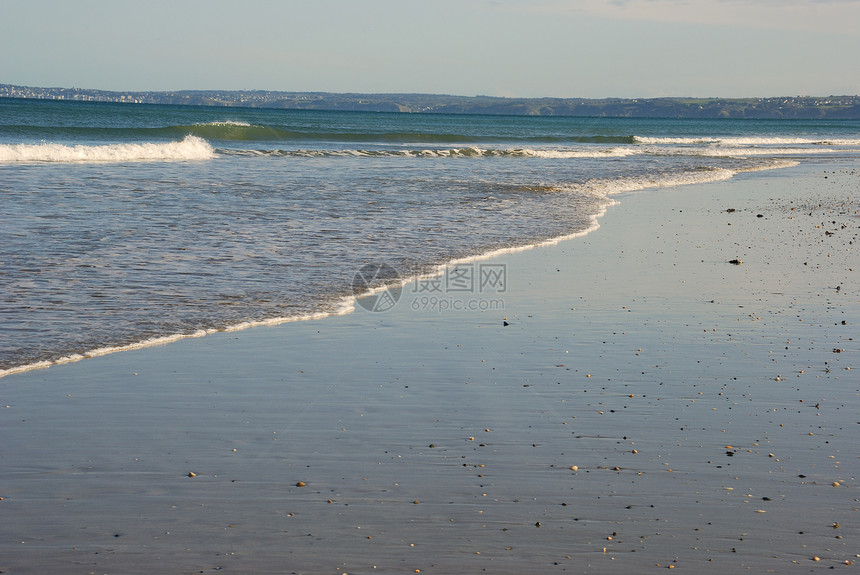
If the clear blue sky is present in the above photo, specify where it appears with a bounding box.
[2,0,859,98]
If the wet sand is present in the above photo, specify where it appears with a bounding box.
[1,161,858,574]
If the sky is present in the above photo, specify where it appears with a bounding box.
[2,0,859,98]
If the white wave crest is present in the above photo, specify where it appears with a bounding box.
[676,146,860,158]
[635,136,860,146]
[403,147,640,158]
[508,147,642,159]
[223,146,641,159]
[0,135,215,163]
[193,121,252,127]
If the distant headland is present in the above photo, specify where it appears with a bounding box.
[2,83,859,119]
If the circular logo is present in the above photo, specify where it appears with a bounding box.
[352,263,402,312]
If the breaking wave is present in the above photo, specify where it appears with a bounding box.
[219,146,642,159]
[634,135,860,147]
[0,135,215,163]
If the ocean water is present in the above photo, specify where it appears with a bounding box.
[2,98,859,376]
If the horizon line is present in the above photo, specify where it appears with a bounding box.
[3,83,859,101]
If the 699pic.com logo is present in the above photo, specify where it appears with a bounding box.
[351,263,402,313]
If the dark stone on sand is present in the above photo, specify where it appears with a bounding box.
[728,259,742,265]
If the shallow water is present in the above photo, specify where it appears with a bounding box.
[2,99,858,374]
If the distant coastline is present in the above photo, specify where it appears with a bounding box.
[2,83,860,119]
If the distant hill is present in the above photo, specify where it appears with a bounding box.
[3,84,860,119]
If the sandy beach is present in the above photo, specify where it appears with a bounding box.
[2,160,858,574]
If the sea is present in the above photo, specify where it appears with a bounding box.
[2,98,859,377]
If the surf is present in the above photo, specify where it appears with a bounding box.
[0,135,215,163]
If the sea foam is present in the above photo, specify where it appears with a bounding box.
[0,135,215,163]
[219,146,641,159]
[635,136,860,147]
[0,298,357,380]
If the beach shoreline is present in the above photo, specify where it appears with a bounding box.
[1,160,857,574]
[0,160,798,382]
